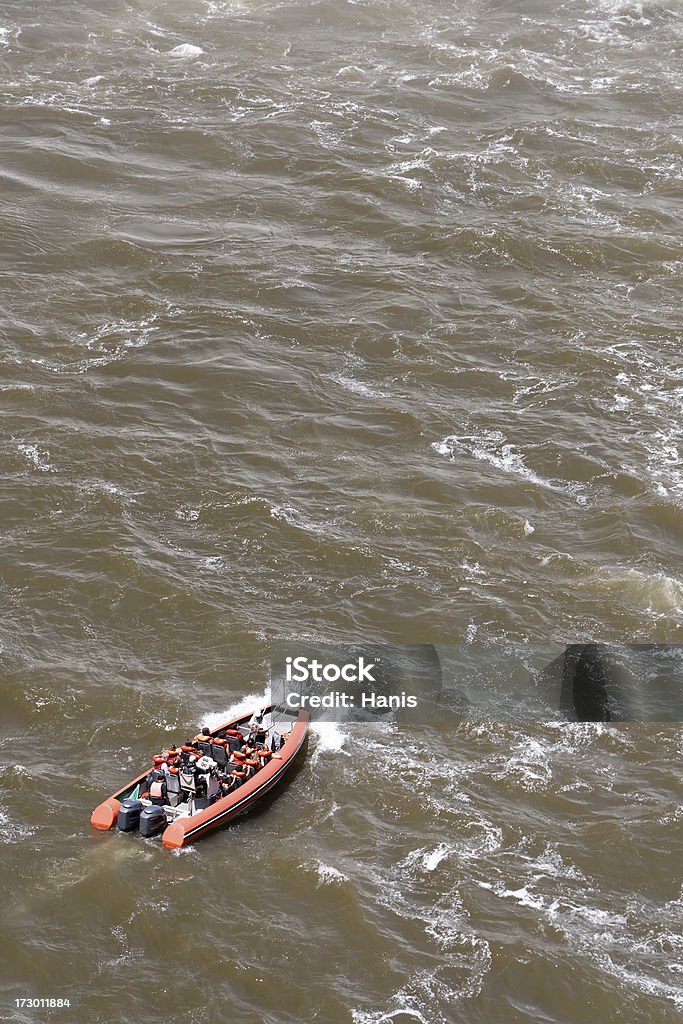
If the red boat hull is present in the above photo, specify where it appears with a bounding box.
[90,707,309,848]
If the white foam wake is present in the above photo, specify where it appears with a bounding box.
[200,686,270,731]
[310,721,347,755]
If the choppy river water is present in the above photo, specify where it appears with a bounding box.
[1,0,681,1021]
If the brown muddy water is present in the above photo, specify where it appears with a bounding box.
[0,0,681,1021]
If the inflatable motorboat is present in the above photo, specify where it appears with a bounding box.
[90,703,309,849]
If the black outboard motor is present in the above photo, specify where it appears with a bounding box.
[117,798,143,832]
[139,805,167,838]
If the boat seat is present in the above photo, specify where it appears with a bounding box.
[196,741,213,758]
[179,771,198,795]
[211,743,228,767]
[165,772,183,808]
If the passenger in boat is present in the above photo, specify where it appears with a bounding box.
[205,770,229,802]
[247,720,268,746]
[249,751,263,770]
[247,709,266,731]
[180,743,198,765]
[187,755,211,799]
[227,763,247,787]
[146,755,167,782]
[149,775,167,806]
[237,751,260,779]
[162,744,182,763]
[193,726,212,744]
[180,757,202,799]
[224,730,244,753]
[194,755,213,776]
[225,750,248,780]
[144,765,165,793]
[216,775,232,797]
[214,769,239,799]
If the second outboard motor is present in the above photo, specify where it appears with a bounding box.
[117,799,143,832]
[139,805,167,838]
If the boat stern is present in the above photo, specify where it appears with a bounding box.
[90,797,120,830]
[162,821,187,849]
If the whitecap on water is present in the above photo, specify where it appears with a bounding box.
[175,506,200,522]
[310,120,343,150]
[17,443,56,473]
[0,26,19,48]
[594,565,683,617]
[646,427,682,503]
[269,503,326,535]
[479,881,549,912]
[491,736,553,792]
[351,929,492,1024]
[0,806,35,843]
[330,373,386,399]
[352,1009,428,1024]
[167,43,204,59]
[47,314,163,374]
[199,555,225,572]
[402,843,452,873]
[432,430,578,498]
[529,844,586,882]
[314,860,348,885]
[476,850,683,1011]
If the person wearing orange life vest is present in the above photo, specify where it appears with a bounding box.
[226,767,247,789]
[241,750,262,778]
[217,762,244,794]
[148,774,167,806]
[225,749,249,786]
[224,729,244,753]
[179,742,198,766]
